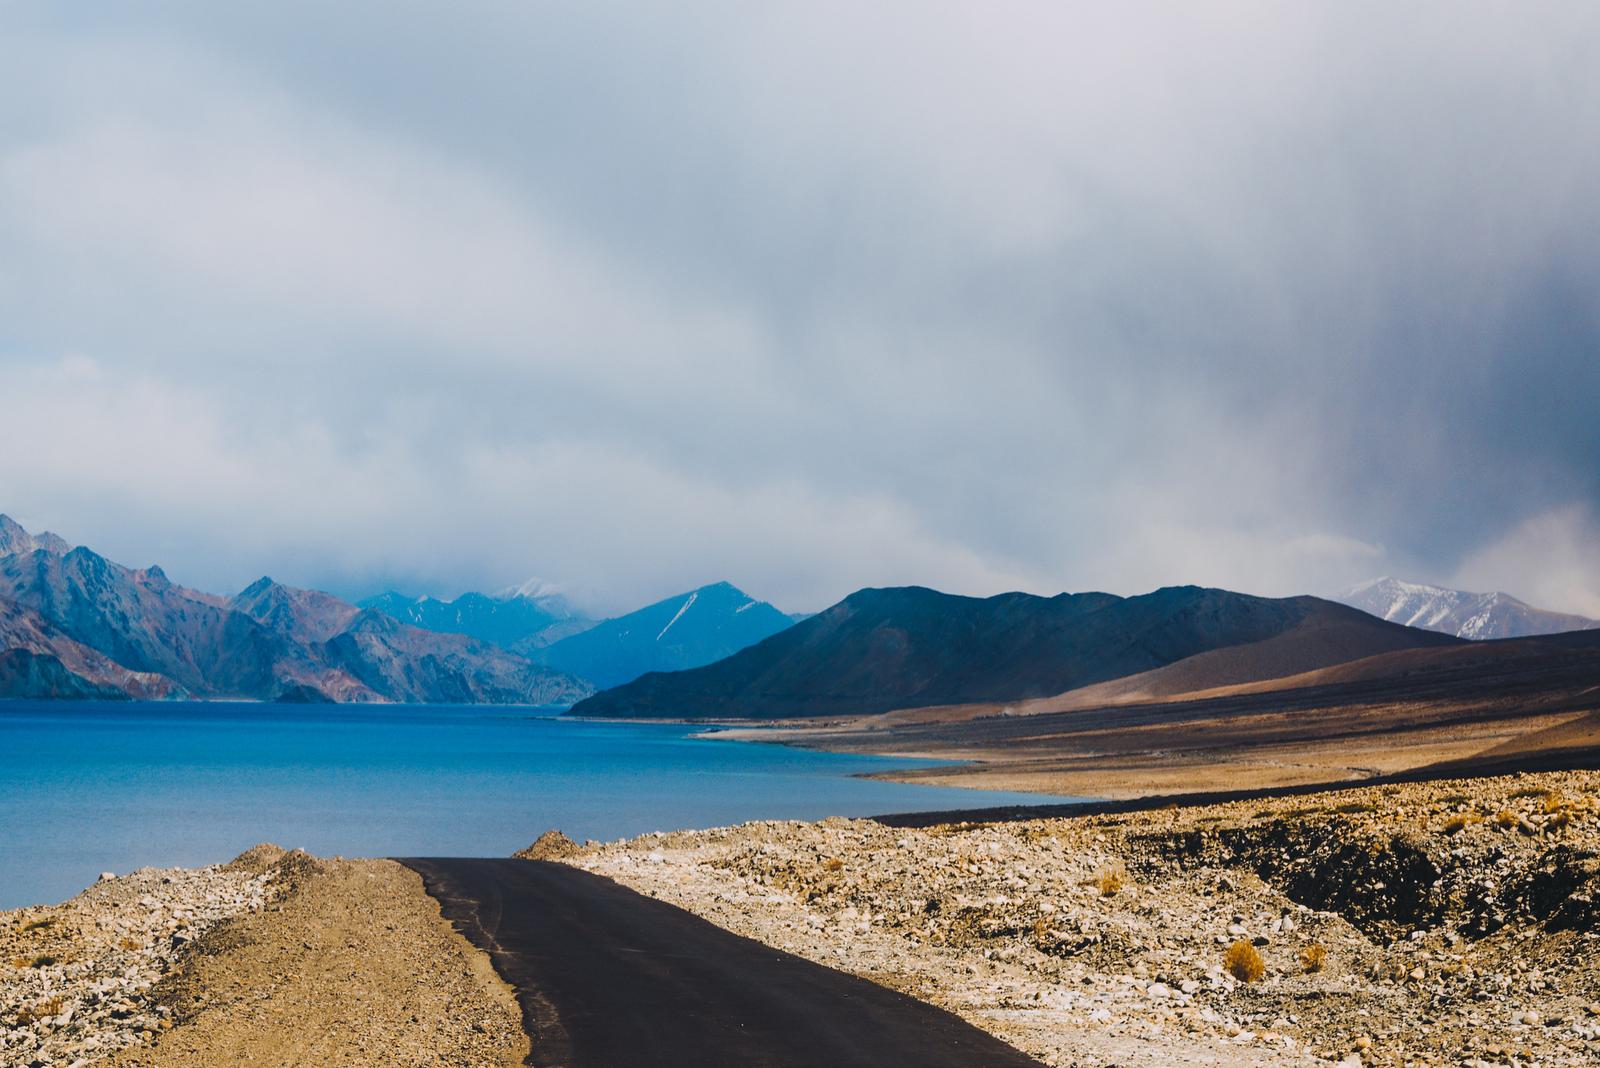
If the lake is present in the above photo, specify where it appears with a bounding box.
[0,701,1082,907]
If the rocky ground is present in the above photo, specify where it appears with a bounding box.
[570,769,1600,1068]
[0,848,280,1067]
[1,846,526,1068]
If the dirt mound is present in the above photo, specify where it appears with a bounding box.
[515,830,579,860]
[225,843,288,874]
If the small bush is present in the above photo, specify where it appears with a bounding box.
[1299,943,1327,973]
[1442,812,1482,835]
[822,858,843,873]
[1495,809,1519,828]
[1543,791,1568,814]
[16,995,64,1024]
[1224,939,1265,982]
[1094,860,1127,897]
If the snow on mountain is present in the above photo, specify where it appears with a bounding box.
[1338,577,1600,640]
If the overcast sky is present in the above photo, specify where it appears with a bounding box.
[2,2,1597,616]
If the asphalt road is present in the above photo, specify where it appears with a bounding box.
[400,857,1042,1068]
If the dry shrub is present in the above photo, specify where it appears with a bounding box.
[823,857,844,873]
[1495,810,1519,828]
[118,937,141,952]
[1094,860,1127,897]
[1299,943,1327,973]
[16,995,64,1025]
[1224,939,1265,982]
[1442,812,1482,835]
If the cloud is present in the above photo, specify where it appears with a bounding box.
[1452,505,1600,618]
[1,3,1597,612]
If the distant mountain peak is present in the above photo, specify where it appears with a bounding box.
[496,576,567,602]
[1338,576,1597,640]
[536,582,795,691]
[0,515,73,558]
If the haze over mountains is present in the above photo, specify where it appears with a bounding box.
[572,585,1461,719]
[361,580,794,690]
[4,513,1596,718]
[1338,577,1600,640]
[357,587,593,651]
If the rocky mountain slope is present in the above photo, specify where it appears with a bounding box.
[1338,576,1598,640]
[535,581,794,690]
[0,516,590,704]
[359,585,593,650]
[571,585,1458,719]
[0,514,71,557]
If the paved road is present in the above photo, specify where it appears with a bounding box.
[400,858,1042,1068]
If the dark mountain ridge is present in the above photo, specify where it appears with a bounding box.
[571,584,1461,719]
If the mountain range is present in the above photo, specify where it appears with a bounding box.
[357,588,593,651]
[0,517,591,704]
[361,580,795,690]
[571,584,1462,719]
[1337,577,1600,640]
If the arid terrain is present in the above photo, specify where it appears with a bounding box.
[6,769,1600,1067]
[574,769,1600,1067]
[1,846,525,1068]
[714,631,1600,799]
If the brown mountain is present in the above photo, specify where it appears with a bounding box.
[0,518,592,704]
[0,596,182,699]
[570,585,1460,719]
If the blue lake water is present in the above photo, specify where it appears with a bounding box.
[0,701,1081,908]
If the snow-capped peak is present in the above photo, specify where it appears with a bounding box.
[496,576,566,602]
[1336,576,1596,640]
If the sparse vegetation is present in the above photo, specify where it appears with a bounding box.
[1495,809,1519,828]
[1300,942,1327,973]
[823,857,844,873]
[1224,939,1265,982]
[1093,860,1126,897]
[16,995,64,1025]
[1442,812,1482,835]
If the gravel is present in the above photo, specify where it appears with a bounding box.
[569,769,1600,1067]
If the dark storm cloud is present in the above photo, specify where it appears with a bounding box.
[2,2,1597,615]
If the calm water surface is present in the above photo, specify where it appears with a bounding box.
[1,701,1081,907]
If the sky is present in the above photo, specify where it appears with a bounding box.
[2,2,1598,617]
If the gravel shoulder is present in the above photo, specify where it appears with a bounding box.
[568,769,1600,1068]
[3,846,527,1068]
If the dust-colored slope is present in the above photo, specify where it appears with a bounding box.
[108,857,527,1068]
